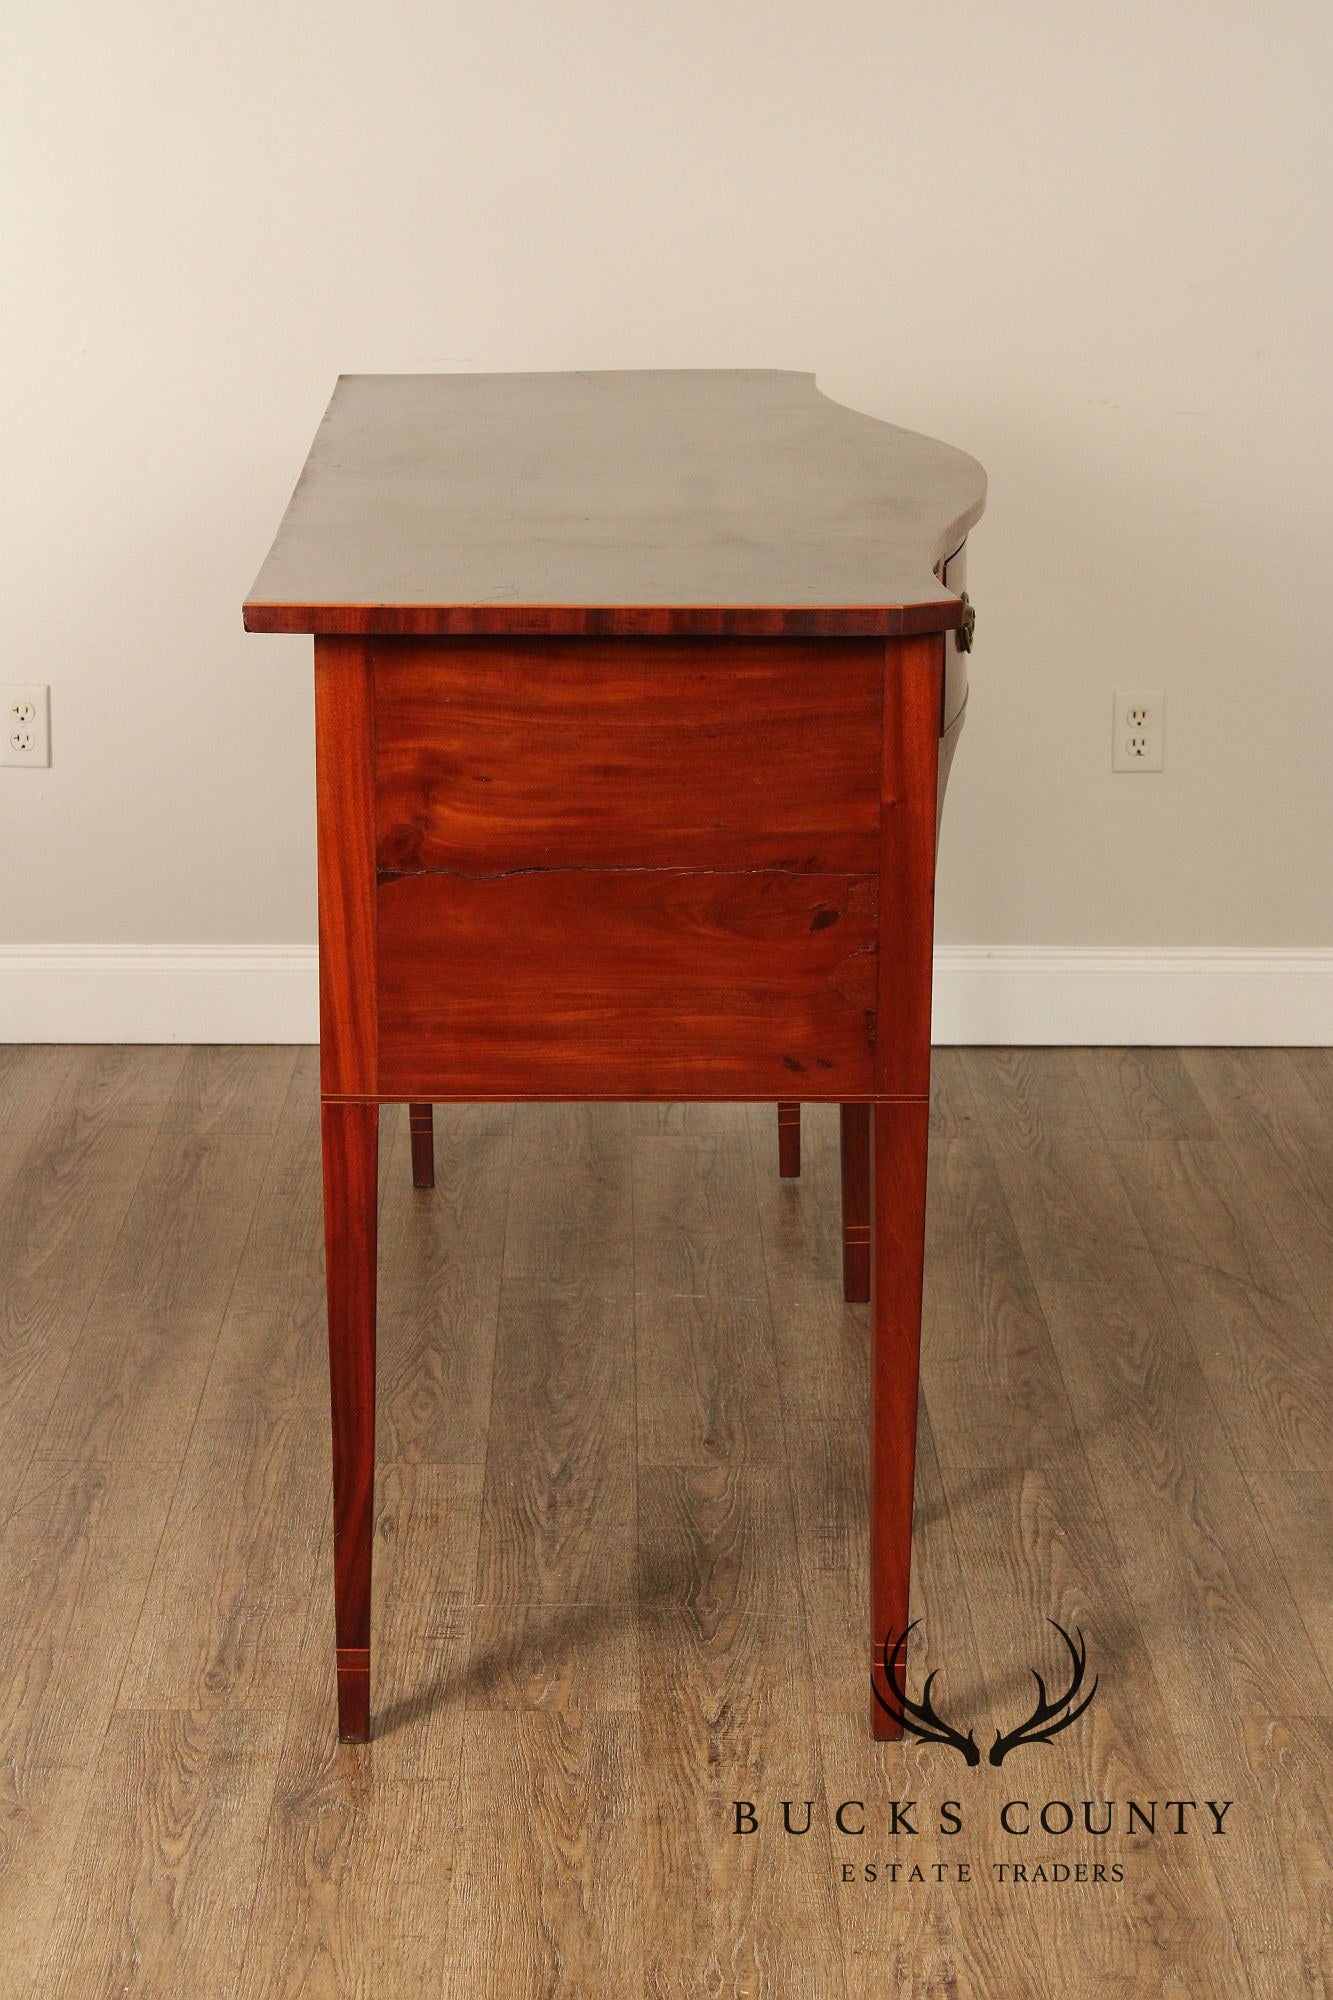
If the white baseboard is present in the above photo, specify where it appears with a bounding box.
[0,946,319,1045]
[930,947,1332,1046]
[0,943,1328,1047]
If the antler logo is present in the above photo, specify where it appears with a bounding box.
[873,1619,1099,1766]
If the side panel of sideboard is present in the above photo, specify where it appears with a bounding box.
[313,632,945,1104]
[372,636,886,1101]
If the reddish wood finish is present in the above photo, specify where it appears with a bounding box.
[374,638,882,875]
[254,377,981,1744]
[307,627,947,1743]
[376,866,879,1101]
[314,636,377,1096]
[776,1102,801,1177]
[839,1103,871,1303]
[865,629,942,1738]
[869,1098,931,1743]
[874,633,944,1098]
[321,1099,379,1743]
[409,1102,434,1188]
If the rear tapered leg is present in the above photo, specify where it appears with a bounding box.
[777,1101,801,1177]
[840,1103,871,1302]
[321,1100,379,1742]
[869,1099,930,1742]
[409,1102,435,1188]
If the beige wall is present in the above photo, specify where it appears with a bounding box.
[3,0,1330,961]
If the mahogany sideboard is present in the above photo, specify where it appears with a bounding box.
[244,369,986,1743]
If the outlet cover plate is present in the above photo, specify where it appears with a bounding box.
[2,684,51,767]
[1113,688,1164,772]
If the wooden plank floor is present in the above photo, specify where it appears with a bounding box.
[0,1045,1328,1998]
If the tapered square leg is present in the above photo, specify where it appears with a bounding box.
[869,1098,930,1741]
[321,1099,379,1743]
[409,1102,435,1188]
[839,1103,871,1302]
[777,1101,801,1177]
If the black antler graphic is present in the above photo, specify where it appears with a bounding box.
[988,1621,1099,1767]
[873,1622,981,1765]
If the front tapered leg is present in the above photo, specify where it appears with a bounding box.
[321,1100,379,1742]
[409,1102,435,1188]
[869,1099,929,1742]
[777,1101,801,1177]
[840,1104,871,1302]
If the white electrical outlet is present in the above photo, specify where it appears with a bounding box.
[3,685,51,767]
[1112,689,1164,772]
